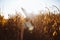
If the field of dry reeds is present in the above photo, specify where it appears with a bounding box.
[0,6,60,40]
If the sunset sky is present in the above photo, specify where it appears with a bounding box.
[0,0,60,19]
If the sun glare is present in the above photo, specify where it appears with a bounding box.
[0,0,59,19]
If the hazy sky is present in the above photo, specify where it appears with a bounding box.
[0,0,60,19]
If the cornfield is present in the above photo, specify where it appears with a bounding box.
[0,6,60,40]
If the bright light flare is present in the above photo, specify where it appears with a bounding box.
[0,0,59,19]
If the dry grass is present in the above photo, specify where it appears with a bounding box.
[0,6,60,40]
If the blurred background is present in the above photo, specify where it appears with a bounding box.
[0,0,60,40]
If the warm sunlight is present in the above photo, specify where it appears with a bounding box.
[0,0,60,40]
[0,0,60,19]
